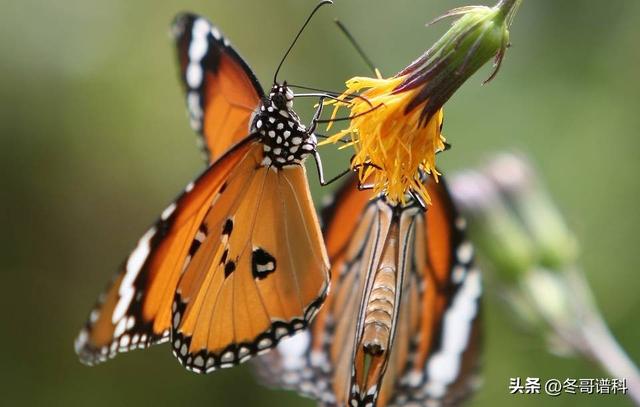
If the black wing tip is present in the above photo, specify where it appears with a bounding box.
[171,12,210,41]
[172,12,200,28]
[74,330,99,366]
[74,328,112,367]
[171,12,225,39]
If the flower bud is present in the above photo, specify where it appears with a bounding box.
[484,153,579,270]
[449,169,535,281]
[321,0,521,205]
[396,0,521,123]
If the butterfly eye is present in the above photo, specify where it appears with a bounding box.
[271,92,288,110]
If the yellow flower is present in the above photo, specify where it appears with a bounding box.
[321,0,520,206]
[323,74,445,206]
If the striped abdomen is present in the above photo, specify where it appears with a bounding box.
[362,223,399,356]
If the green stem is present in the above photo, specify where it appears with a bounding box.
[580,314,640,405]
[566,268,640,405]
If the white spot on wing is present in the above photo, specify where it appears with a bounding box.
[126,316,135,330]
[112,288,134,327]
[277,331,310,370]
[404,370,423,387]
[423,269,481,397]
[123,228,155,288]
[187,91,202,122]
[75,329,88,352]
[89,309,99,323]
[258,337,273,349]
[238,346,250,358]
[210,26,221,40]
[221,351,234,362]
[119,335,130,348]
[112,227,155,324]
[189,19,209,61]
[456,241,473,264]
[185,18,210,91]
[275,326,288,339]
[452,265,466,284]
[113,317,127,338]
[186,64,203,89]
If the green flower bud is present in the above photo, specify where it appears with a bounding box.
[394,0,521,123]
[450,169,535,281]
[485,153,579,270]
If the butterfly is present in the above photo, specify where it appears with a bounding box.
[256,173,481,406]
[74,11,331,374]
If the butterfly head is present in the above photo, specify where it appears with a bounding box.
[255,82,316,168]
[269,82,295,110]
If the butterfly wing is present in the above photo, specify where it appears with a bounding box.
[254,175,376,404]
[76,139,330,368]
[75,138,256,365]
[308,176,376,405]
[170,161,329,373]
[76,13,264,363]
[385,177,481,406]
[256,175,481,406]
[173,13,264,161]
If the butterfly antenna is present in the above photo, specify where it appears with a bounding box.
[315,102,384,124]
[273,0,333,84]
[335,19,377,75]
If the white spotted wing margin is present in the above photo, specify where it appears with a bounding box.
[74,137,257,366]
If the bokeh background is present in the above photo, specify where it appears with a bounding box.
[1,0,638,406]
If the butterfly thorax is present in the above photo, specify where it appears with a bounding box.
[253,84,316,168]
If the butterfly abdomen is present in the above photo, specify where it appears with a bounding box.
[363,264,397,356]
[362,219,402,357]
[348,221,404,405]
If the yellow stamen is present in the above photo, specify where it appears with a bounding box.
[321,74,445,205]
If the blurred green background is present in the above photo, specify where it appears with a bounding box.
[1,0,638,406]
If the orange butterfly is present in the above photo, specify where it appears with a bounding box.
[75,12,331,374]
[257,174,481,406]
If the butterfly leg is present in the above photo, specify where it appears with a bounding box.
[409,189,428,210]
[350,161,382,190]
[309,96,352,186]
[308,96,325,134]
[309,99,381,187]
[312,151,353,186]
